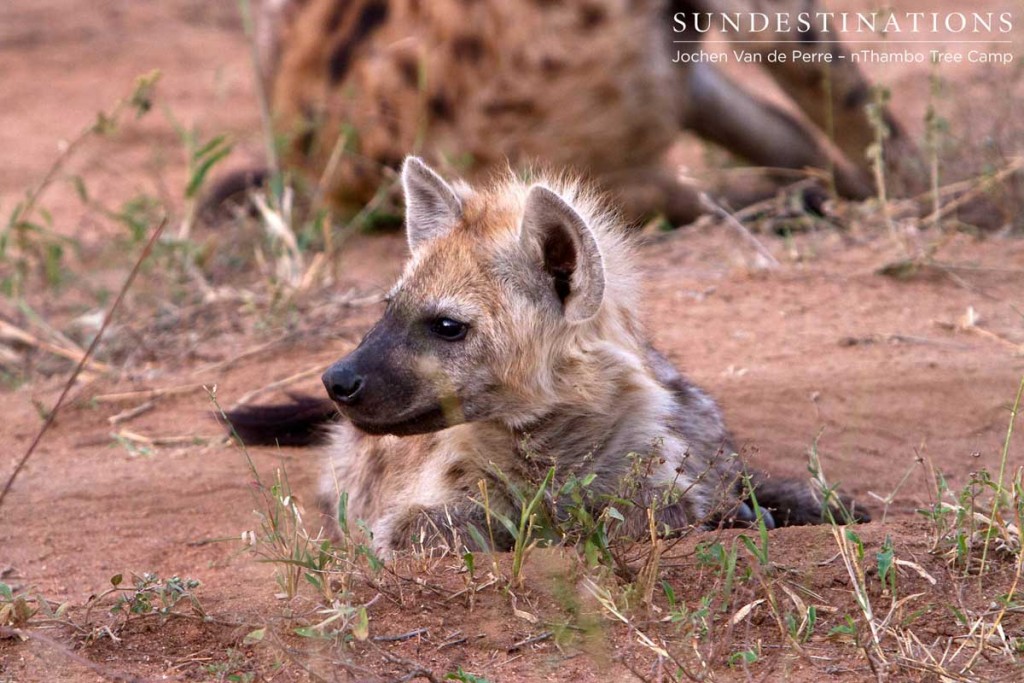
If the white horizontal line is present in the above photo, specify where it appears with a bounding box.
[673,40,1014,44]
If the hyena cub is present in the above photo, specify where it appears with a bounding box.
[229,157,867,552]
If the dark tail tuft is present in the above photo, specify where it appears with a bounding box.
[748,473,871,527]
[223,395,338,447]
[199,167,269,219]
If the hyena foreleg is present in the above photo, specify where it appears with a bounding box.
[380,500,517,553]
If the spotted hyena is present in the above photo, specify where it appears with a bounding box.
[231,0,920,226]
[227,157,868,552]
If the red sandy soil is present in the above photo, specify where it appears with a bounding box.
[1,1,1023,681]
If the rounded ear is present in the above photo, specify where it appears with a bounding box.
[402,157,462,253]
[519,186,605,323]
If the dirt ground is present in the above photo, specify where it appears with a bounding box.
[2,1,1023,682]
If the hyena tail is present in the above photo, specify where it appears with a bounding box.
[747,473,871,527]
[199,167,268,219]
[223,395,337,447]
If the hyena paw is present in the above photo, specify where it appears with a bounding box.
[379,502,512,553]
[721,500,777,530]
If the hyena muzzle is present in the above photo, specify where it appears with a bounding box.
[205,0,922,226]
[226,157,869,553]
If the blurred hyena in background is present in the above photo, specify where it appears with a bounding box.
[212,0,923,226]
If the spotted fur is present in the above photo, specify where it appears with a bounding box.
[255,0,921,225]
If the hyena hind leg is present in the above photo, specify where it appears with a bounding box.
[679,62,873,201]
[747,475,871,527]
[599,167,705,228]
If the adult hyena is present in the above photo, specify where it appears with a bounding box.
[227,157,868,552]
[236,0,920,226]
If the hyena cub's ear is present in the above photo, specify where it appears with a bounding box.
[520,186,605,323]
[401,157,462,253]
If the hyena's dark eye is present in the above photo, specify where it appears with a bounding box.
[429,317,468,341]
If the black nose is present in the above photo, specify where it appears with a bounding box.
[323,364,365,405]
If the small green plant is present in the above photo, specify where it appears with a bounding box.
[738,480,771,568]
[478,465,556,587]
[0,582,68,630]
[827,615,858,639]
[727,648,759,668]
[918,376,1023,575]
[294,599,370,642]
[203,647,258,683]
[117,194,166,244]
[508,466,555,585]
[260,472,372,600]
[877,534,897,594]
[693,540,740,610]
[101,572,205,622]
[216,390,340,601]
[215,388,384,624]
[866,85,900,245]
[785,604,817,643]
[924,67,950,224]
[163,103,235,241]
[665,584,714,640]
[249,467,321,599]
[557,471,619,569]
[445,668,491,683]
[1,71,159,297]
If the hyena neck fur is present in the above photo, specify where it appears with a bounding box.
[503,342,699,495]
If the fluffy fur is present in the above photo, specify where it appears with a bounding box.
[228,158,868,552]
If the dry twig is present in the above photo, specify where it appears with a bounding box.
[106,401,155,426]
[700,194,780,269]
[0,319,112,373]
[93,384,208,405]
[229,364,326,409]
[0,218,168,510]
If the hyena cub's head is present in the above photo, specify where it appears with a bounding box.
[322,157,634,435]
